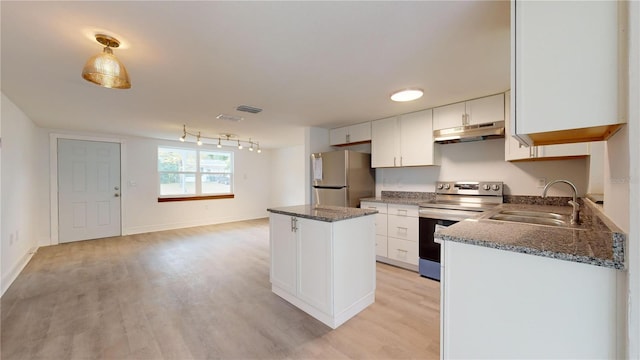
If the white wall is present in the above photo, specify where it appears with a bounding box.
[1,93,42,295]
[269,145,306,207]
[116,135,272,235]
[376,138,588,197]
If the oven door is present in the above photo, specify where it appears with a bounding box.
[419,217,457,281]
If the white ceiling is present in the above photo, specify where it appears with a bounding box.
[1,1,510,149]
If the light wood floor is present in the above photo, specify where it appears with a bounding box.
[1,218,440,359]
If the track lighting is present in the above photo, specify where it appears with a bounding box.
[176,125,261,153]
[180,125,186,142]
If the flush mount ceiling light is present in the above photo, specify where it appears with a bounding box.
[390,88,424,102]
[81,34,131,89]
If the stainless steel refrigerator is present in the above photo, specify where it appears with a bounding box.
[311,150,375,208]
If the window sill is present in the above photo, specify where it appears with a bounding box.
[158,194,235,202]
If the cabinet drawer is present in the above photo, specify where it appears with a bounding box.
[361,201,388,214]
[388,204,418,217]
[374,213,387,236]
[376,234,388,257]
[387,237,418,266]
[388,214,418,242]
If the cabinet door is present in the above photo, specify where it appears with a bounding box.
[433,102,465,130]
[297,218,333,314]
[269,214,297,295]
[387,237,419,266]
[371,117,399,168]
[329,127,348,146]
[388,214,419,242]
[348,122,372,143]
[505,91,532,161]
[513,1,622,136]
[400,109,437,166]
[375,234,388,257]
[467,94,504,125]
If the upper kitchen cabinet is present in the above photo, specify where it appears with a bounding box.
[433,93,504,130]
[329,122,371,146]
[511,0,627,146]
[504,90,590,161]
[371,109,440,168]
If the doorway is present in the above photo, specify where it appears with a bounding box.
[57,139,121,243]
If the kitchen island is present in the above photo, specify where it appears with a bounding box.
[436,199,626,359]
[267,205,377,329]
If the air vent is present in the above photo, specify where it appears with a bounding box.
[236,105,262,114]
[216,114,244,122]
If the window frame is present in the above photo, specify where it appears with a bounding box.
[157,146,234,202]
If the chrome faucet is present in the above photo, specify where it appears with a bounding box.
[542,179,580,225]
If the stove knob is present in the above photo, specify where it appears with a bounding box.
[443,184,450,190]
[492,184,501,191]
[483,184,491,191]
[437,184,444,190]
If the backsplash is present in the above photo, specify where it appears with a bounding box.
[380,191,435,202]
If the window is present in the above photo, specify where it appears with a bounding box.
[158,146,233,201]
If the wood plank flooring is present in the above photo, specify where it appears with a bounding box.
[1,218,440,359]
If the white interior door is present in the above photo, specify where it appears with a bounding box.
[58,139,121,243]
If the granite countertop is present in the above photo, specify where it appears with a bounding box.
[360,191,435,206]
[435,199,625,270]
[267,205,377,222]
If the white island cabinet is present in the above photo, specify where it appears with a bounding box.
[268,205,376,329]
[440,240,622,359]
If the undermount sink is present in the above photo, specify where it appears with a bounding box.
[489,214,568,227]
[497,210,565,220]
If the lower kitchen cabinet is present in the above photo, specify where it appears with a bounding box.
[441,240,622,359]
[361,201,389,257]
[361,201,419,271]
[269,212,376,329]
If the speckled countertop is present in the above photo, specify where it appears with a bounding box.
[436,199,625,270]
[267,205,377,222]
[360,191,435,206]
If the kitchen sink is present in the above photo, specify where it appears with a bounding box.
[496,210,565,220]
[488,213,568,227]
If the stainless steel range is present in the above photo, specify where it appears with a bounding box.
[418,181,503,280]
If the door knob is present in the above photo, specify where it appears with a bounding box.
[114,193,120,197]
[114,186,120,190]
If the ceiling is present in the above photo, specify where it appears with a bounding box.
[0,1,510,149]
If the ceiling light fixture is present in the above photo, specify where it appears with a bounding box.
[82,34,131,89]
[177,125,261,154]
[180,125,186,142]
[390,88,423,102]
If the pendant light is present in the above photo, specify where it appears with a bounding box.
[82,34,131,89]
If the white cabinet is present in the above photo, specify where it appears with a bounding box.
[505,91,590,161]
[361,201,388,257]
[360,202,419,271]
[386,204,419,267]
[433,93,504,130]
[269,212,376,329]
[329,122,371,146]
[511,0,626,145]
[441,240,622,359]
[371,109,439,168]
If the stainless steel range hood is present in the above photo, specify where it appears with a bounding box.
[433,121,505,144]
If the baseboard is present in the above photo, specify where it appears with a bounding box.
[1,246,38,297]
[123,215,268,235]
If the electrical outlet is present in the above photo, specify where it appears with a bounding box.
[537,178,547,188]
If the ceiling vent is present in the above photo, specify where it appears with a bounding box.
[216,114,244,122]
[236,105,263,114]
